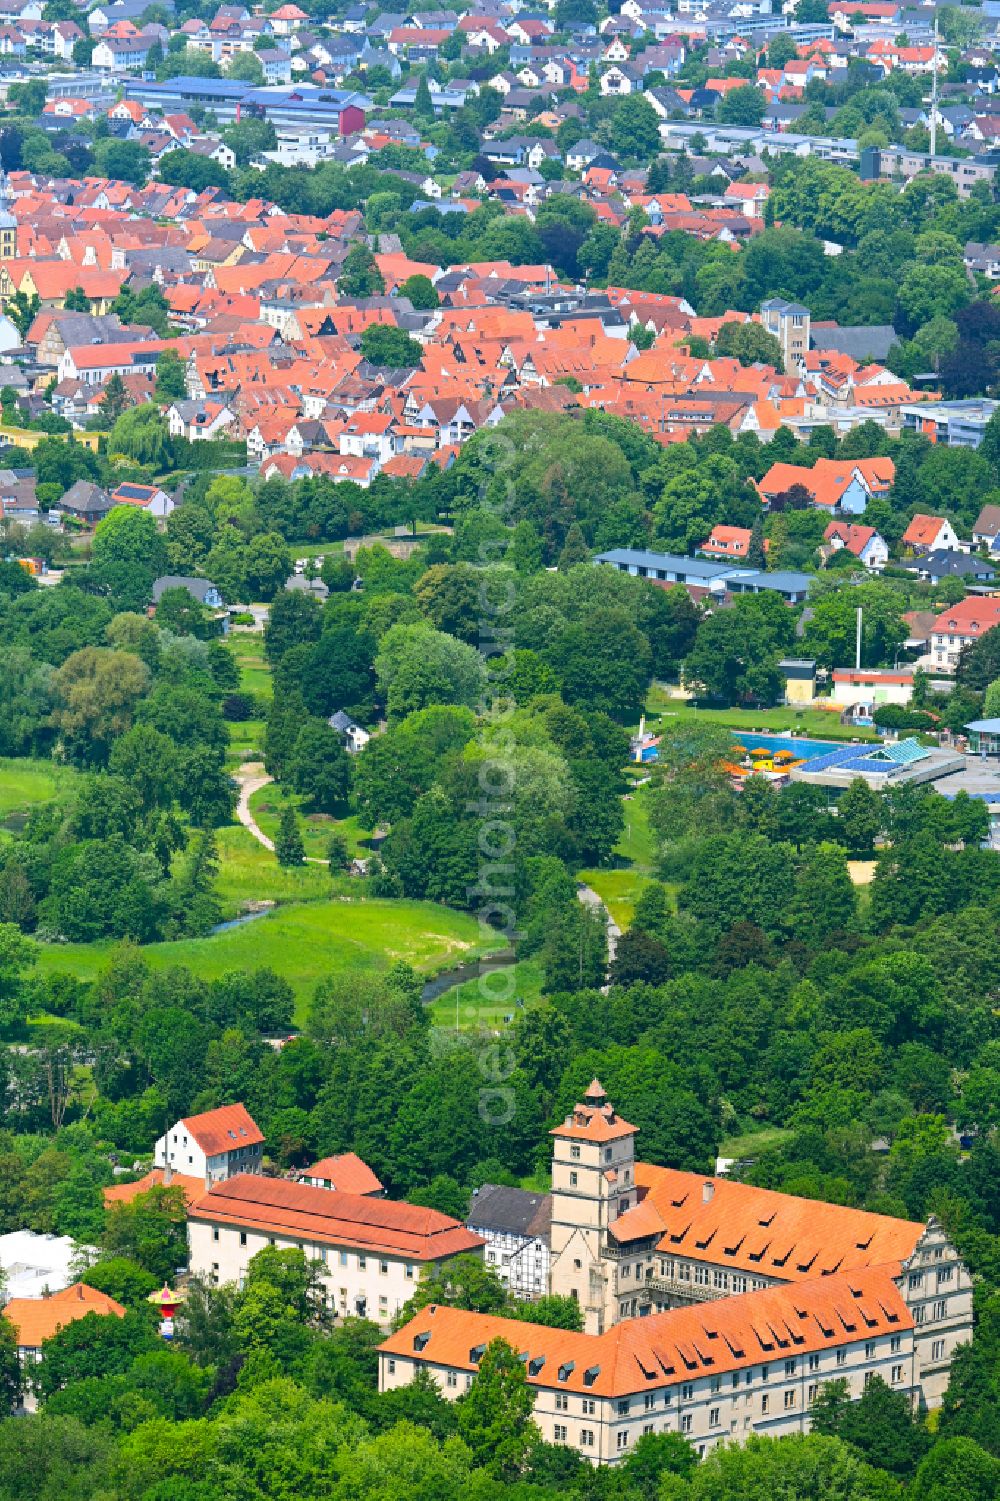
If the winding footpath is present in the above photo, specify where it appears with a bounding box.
[234,762,275,851]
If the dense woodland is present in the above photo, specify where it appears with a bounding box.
[2,401,1000,1499]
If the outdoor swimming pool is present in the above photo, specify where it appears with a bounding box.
[730,732,852,761]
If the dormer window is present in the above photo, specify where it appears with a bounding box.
[413,1331,431,1352]
[558,1361,575,1382]
[470,1345,486,1364]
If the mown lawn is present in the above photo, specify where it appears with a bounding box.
[643,687,879,744]
[225,718,265,771]
[35,896,505,1023]
[428,957,544,1031]
[0,758,77,823]
[249,787,373,863]
[228,635,272,700]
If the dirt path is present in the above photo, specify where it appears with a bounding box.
[577,883,621,964]
[233,761,330,865]
[234,762,275,851]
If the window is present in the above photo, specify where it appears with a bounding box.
[937,1267,953,1286]
[761,1395,769,1414]
[605,1148,613,1163]
[891,1365,903,1384]
[808,1384,817,1403]
[733,1276,747,1293]
[358,1255,367,1270]
[446,1372,457,1388]
[785,1359,796,1377]
[643,1423,653,1436]
[694,1266,710,1285]
[914,1306,926,1326]
[681,1415,692,1434]
[379,1260,389,1275]
[569,1172,578,1187]
[713,1271,729,1290]
[808,1354,820,1372]
[933,1300,947,1320]
[932,1339,946,1361]
[681,1383,694,1400]
[582,1398,595,1415]
[239,1232,247,1247]
[731,1374,740,1390]
[890,1335,901,1354]
[710,1376,721,1394]
[616,1399,630,1415]
[784,1390,796,1410]
[580,1429,594,1447]
[836,1350,847,1366]
[554,1424,567,1442]
[761,1366,769,1382]
[908,1272,923,1290]
[621,1264,630,1279]
[617,1432,629,1451]
[340,1251,348,1266]
[212,1228,219,1243]
[387,1359,395,1374]
[571,1145,581,1160]
[865,1342,876,1360]
[555,1394,568,1412]
[709,1407,720,1428]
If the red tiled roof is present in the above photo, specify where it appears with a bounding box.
[103,1168,204,1210]
[190,1174,484,1261]
[305,1153,384,1195]
[5,1284,125,1350]
[181,1103,264,1155]
[381,1264,913,1398]
[611,1164,923,1280]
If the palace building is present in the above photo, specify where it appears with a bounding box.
[380,1082,972,1464]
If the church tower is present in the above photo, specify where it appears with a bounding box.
[548,1080,638,1334]
[0,171,16,262]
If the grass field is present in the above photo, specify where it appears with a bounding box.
[35,895,505,1022]
[214,825,333,912]
[225,718,266,771]
[643,687,879,744]
[718,1126,792,1161]
[428,957,544,1031]
[0,758,76,824]
[228,635,272,700]
[576,782,661,929]
[248,787,373,863]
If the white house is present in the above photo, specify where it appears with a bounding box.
[154,1103,265,1187]
[186,1173,484,1325]
[467,1184,551,1301]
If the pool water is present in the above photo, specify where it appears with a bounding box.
[729,732,850,762]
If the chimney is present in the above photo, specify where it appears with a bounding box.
[163,1158,172,1186]
[703,1181,715,1204]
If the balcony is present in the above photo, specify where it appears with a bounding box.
[646,1274,720,1304]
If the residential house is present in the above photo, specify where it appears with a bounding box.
[972,502,1000,549]
[151,574,225,609]
[109,481,174,518]
[58,478,113,524]
[906,549,996,585]
[154,1102,264,1187]
[929,596,1000,671]
[5,1286,126,1412]
[697,524,761,559]
[760,297,810,370]
[166,398,235,441]
[299,1153,384,1195]
[467,1184,552,1301]
[328,709,370,753]
[901,513,962,554]
[823,519,889,570]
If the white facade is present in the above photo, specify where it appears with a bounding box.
[188,1217,420,1323]
[0,1231,93,1302]
[154,1115,263,1187]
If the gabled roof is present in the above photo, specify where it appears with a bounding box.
[5,1284,125,1349]
[382,1264,913,1398]
[179,1102,264,1155]
[304,1153,383,1195]
[611,1164,924,1282]
[191,1173,484,1261]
